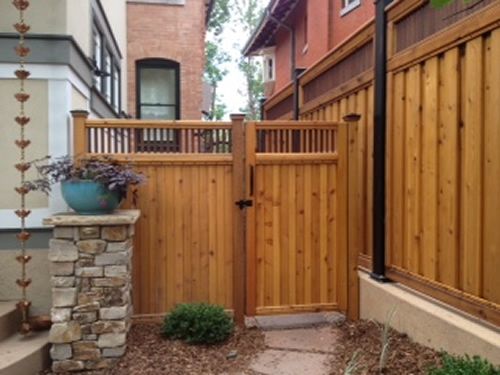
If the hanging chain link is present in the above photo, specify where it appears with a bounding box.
[13,0,33,335]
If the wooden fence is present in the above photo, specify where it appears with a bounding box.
[72,112,357,320]
[262,0,500,326]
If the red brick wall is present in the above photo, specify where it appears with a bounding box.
[268,0,374,98]
[329,0,374,48]
[127,1,206,119]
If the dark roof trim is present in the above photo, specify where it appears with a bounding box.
[242,0,300,56]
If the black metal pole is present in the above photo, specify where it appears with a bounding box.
[259,97,266,120]
[371,0,392,282]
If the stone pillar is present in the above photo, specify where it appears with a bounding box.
[43,210,140,373]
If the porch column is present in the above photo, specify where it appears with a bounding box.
[43,210,139,373]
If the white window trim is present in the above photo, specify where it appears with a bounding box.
[262,48,276,83]
[340,0,361,16]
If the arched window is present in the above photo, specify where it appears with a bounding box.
[136,58,180,119]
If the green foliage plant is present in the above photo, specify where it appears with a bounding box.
[162,303,234,345]
[427,353,500,375]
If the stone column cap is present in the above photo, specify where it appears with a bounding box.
[43,210,140,226]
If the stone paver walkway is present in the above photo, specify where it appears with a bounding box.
[244,312,345,375]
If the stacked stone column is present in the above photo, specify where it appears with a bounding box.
[44,210,140,373]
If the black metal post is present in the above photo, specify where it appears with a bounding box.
[371,0,392,282]
[259,97,266,120]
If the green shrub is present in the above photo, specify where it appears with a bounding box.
[162,303,234,345]
[427,353,500,375]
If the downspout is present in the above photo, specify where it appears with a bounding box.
[371,0,393,281]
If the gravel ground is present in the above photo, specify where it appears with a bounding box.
[41,319,442,374]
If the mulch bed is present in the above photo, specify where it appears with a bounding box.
[329,320,442,374]
[41,319,443,374]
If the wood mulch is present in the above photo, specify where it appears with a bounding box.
[41,319,443,374]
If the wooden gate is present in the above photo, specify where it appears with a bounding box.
[72,112,356,320]
[241,121,350,316]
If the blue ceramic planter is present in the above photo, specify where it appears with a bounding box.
[61,180,122,215]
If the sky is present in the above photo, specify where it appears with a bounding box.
[212,0,268,119]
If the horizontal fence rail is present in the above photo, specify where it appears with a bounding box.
[76,120,233,155]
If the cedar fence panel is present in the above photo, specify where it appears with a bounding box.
[261,0,500,326]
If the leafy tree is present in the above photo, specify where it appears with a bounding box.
[232,0,265,120]
[204,0,231,120]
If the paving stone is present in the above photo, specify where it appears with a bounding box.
[51,307,72,323]
[92,320,126,334]
[95,251,129,266]
[50,344,72,360]
[52,288,77,307]
[102,345,126,357]
[49,239,78,261]
[106,239,132,252]
[53,227,76,239]
[52,359,84,373]
[254,312,330,330]
[101,226,128,241]
[92,277,128,287]
[79,226,100,239]
[75,266,104,278]
[50,262,75,276]
[98,332,126,348]
[49,321,82,343]
[249,349,331,375]
[104,265,128,277]
[51,276,76,288]
[264,326,339,353]
[77,239,107,255]
[100,306,127,320]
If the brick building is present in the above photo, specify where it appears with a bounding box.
[243,0,374,99]
[127,0,213,120]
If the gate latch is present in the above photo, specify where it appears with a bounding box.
[235,199,253,210]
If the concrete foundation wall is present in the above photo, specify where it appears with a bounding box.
[359,271,500,366]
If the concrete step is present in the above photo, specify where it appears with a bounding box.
[0,331,50,375]
[0,302,20,342]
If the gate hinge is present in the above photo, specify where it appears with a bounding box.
[235,199,253,210]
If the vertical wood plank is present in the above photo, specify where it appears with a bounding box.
[404,65,422,274]
[174,166,184,305]
[421,57,439,280]
[208,165,217,303]
[437,48,460,288]
[245,120,257,315]
[288,165,297,305]
[482,30,500,304]
[366,85,374,260]
[319,164,328,304]
[337,121,349,312]
[303,164,313,304]
[461,37,483,296]
[272,165,281,306]
[391,73,406,269]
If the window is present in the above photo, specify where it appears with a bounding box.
[136,59,180,120]
[91,15,121,115]
[136,59,181,151]
[262,47,276,83]
[340,0,361,16]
